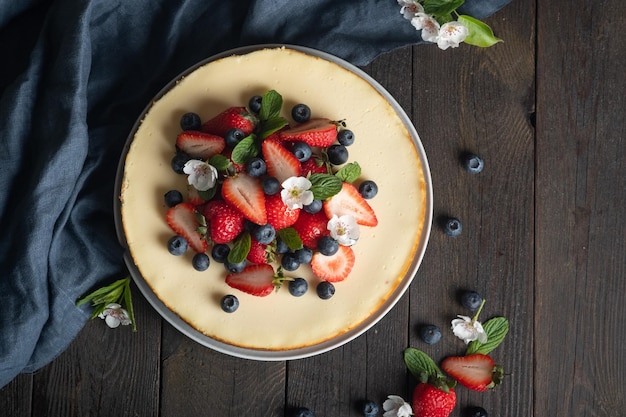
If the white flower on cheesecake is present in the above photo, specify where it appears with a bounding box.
[383,395,413,417]
[327,214,360,246]
[183,159,218,191]
[281,176,314,209]
[98,303,132,328]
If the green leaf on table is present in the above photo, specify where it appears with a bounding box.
[334,162,361,184]
[231,134,258,165]
[309,173,343,200]
[228,232,251,264]
[404,347,441,382]
[76,278,128,306]
[458,15,503,47]
[123,280,137,332]
[423,0,464,16]
[466,316,509,355]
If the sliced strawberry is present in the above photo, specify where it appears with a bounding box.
[311,245,355,282]
[202,106,257,136]
[441,354,504,392]
[165,203,207,253]
[176,131,225,160]
[265,193,300,230]
[291,211,330,249]
[201,200,244,244]
[261,139,301,183]
[278,118,338,147]
[246,239,270,264]
[323,182,378,227]
[225,264,277,297]
[300,156,328,176]
[221,173,267,225]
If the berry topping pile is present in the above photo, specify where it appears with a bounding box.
[163,90,379,307]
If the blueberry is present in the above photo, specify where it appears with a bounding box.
[291,141,312,162]
[246,157,267,177]
[164,190,183,207]
[327,144,349,165]
[248,95,262,114]
[337,129,355,146]
[316,281,335,300]
[291,104,311,123]
[225,128,246,148]
[463,153,484,174]
[288,277,308,297]
[461,290,483,311]
[281,252,301,271]
[224,259,246,273]
[303,199,323,214]
[171,151,191,174]
[275,237,289,254]
[317,236,339,256]
[180,112,202,131]
[262,176,281,195]
[358,180,378,199]
[291,407,314,417]
[254,224,276,245]
[465,406,489,417]
[220,294,239,313]
[167,235,188,256]
[419,324,442,345]
[361,400,379,417]
[211,244,230,263]
[192,253,210,271]
[443,217,462,237]
[294,247,313,264]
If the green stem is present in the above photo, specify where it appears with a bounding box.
[472,299,486,322]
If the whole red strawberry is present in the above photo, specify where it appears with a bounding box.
[412,383,456,417]
[202,106,257,136]
[265,193,300,230]
[291,211,330,249]
[247,239,270,264]
[202,200,244,244]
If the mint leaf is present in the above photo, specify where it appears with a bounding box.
[309,173,342,200]
[209,154,231,171]
[334,162,361,183]
[259,116,288,139]
[423,0,464,16]
[198,187,216,201]
[122,279,137,332]
[404,348,442,382]
[259,90,283,121]
[458,15,503,47]
[76,278,128,306]
[228,232,251,264]
[466,317,509,355]
[231,134,258,165]
[277,227,303,251]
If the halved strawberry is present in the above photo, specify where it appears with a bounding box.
[311,245,355,282]
[261,139,301,183]
[441,354,504,392]
[265,193,300,230]
[166,203,207,253]
[201,200,244,244]
[221,173,267,225]
[246,239,270,264]
[202,106,257,136]
[176,131,225,160]
[300,156,328,176]
[225,264,278,297]
[278,118,338,147]
[323,182,378,227]
[291,211,330,249]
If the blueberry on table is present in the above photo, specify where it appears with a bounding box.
[465,406,489,417]
[463,153,484,174]
[337,129,355,146]
[220,294,239,313]
[288,277,308,297]
[291,141,312,162]
[246,157,267,177]
[327,144,349,165]
[248,95,262,114]
[192,253,210,271]
[253,223,276,245]
[442,217,462,237]
[225,127,246,148]
[281,252,301,271]
[291,103,311,123]
[164,190,183,207]
[179,112,202,131]
[303,199,323,214]
[461,290,483,311]
[419,324,442,345]
[211,244,230,263]
[317,236,339,256]
[358,180,378,199]
[262,176,281,195]
[361,400,379,417]
[316,281,335,300]
[167,235,188,256]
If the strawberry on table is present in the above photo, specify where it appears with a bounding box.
[166,202,208,253]
[225,264,280,297]
[201,200,244,244]
[324,182,378,227]
[176,131,225,160]
[261,138,301,183]
[412,383,457,417]
[202,106,257,136]
[311,245,355,282]
[221,173,267,225]
[278,118,339,147]
[292,211,330,249]
[265,193,300,230]
[440,353,504,392]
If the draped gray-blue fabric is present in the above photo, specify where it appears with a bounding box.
[0,0,510,387]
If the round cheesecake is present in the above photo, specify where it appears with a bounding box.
[116,46,431,358]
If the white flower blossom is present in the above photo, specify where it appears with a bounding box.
[183,159,218,191]
[436,21,469,50]
[397,0,424,20]
[451,315,488,344]
[411,13,440,43]
[280,176,314,209]
[98,303,131,328]
[327,215,360,246]
[383,395,413,417]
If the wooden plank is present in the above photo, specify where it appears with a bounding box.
[535,0,626,415]
[0,374,32,417]
[408,1,535,416]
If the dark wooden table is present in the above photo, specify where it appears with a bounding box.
[2,0,625,415]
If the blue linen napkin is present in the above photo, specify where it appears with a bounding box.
[0,0,510,388]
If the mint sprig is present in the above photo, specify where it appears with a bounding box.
[334,162,361,184]
[277,227,303,251]
[228,232,252,264]
[231,134,258,165]
[404,348,456,392]
[308,173,343,200]
[76,277,137,332]
[465,316,509,355]
[258,90,288,139]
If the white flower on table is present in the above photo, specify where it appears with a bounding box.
[98,303,131,328]
[436,21,469,50]
[183,159,218,191]
[397,0,424,20]
[327,214,360,246]
[281,176,314,209]
[383,395,413,417]
[451,315,488,344]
